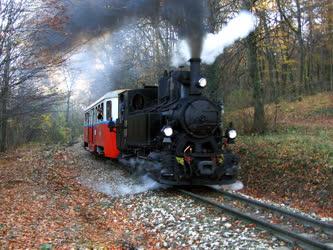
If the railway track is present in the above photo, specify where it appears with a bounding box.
[179,188,333,250]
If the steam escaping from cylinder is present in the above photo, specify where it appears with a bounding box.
[94,175,165,197]
[172,11,257,66]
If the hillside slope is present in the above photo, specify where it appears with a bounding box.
[230,93,333,217]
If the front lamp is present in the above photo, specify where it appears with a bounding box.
[198,78,207,88]
[228,129,237,139]
[162,126,173,137]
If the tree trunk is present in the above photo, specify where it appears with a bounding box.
[261,12,278,100]
[65,92,71,125]
[247,31,265,133]
[0,46,11,152]
[0,93,8,152]
[243,0,265,133]
[327,0,333,91]
[306,0,314,93]
[295,0,305,95]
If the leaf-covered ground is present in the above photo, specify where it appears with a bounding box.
[0,145,158,249]
[230,93,333,217]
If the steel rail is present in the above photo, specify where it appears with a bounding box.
[209,187,333,232]
[179,189,333,250]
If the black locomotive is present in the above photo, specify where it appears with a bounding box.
[115,58,239,185]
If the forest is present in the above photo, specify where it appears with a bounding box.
[0,0,332,151]
[0,0,332,248]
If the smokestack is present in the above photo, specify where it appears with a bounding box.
[189,58,201,95]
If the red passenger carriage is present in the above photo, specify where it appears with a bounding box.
[83,90,124,159]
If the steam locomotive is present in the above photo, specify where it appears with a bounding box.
[84,58,239,185]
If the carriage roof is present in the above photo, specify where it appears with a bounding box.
[84,89,127,112]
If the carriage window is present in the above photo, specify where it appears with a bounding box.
[106,101,112,120]
[85,113,89,125]
[89,109,94,126]
[95,107,98,124]
[97,104,103,121]
[101,103,104,118]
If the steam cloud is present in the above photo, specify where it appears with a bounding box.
[42,1,257,89]
[172,11,258,66]
[43,0,207,58]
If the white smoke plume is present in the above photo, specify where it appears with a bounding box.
[201,11,257,64]
[172,11,258,66]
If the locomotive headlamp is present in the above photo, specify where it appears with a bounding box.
[198,78,207,88]
[162,126,173,137]
[228,129,237,139]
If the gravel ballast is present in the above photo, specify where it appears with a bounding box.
[70,144,293,249]
[125,190,289,249]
